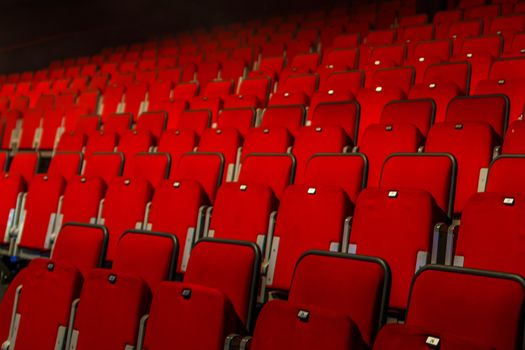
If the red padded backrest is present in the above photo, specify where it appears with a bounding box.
[486,155,525,193]
[242,128,293,160]
[15,259,83,349]
[101,177,153,260]
[269,185,352,291]
[112,231,177,291]
[83,152,124,185]
[425,121,495,214]
[380,99,435,137]
[52,223,107,277]
[72,269,151,349]
[47,152,83,181]
[406,267,525,349]
[380,153,456,218]
[292,126,348,183]
[210,182,277,245]
[60,175,105,225]
[184,240,260,329]
[289,253,388,345]
[0,174,25,244]
[19,175,66,251]
[302,154,366,204]
[350,188,441,309]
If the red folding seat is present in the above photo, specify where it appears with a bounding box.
[487,14,525,51]
[157,129,198,171]
[9,151,39,183]
[364,44,406,81]
[80,64,98,77]
[359,124,421,187]
[236,77,272,107]
[368,66,415,94]
[252,55,285,81]
[207,182,277,253]
[452,35,503,90]
[475,58,525,122]
[37,109,64,150]
[331,33,361,49]
[380,153,457,219]
[98,177,152,259]
[349,187,442,310]
[198,128,242,181]
[0,173,25,246]
[380,99,435,138]
[409,62,471,123]
[142,240,260,349]
[202,79,234,99]
[152,100,187,130]
[136,111,166,142]
[103,112,132,137]
[76,89,100,114]
[84,129,117,155]
[50,223,107,278]
[83,147,123,181]
[119,61,137,73]
[356,86,406,143]
[112,72,136,87]
[11,95,30,111]
[196,61,220,88]
[55,93,76,110]
[0,151,7,171]
[172,82,199,100]
[4,259,82,350]
[280,53,321,80]
[249,301,365,350]
[316,48,359,83]
[272,73,318,104]
[112,230,177,291]
[32,69,49,82]
[14,82,31,96]
[87,74,109,92]
[363,29,397,47]
[50,68,66,80]
[237,153,295,200]
[248,252,388,349]
[147,81,172,109]
[397,25,435,56]
[441,20,483,54]
[502,119,525,154]
[266,184,352,291]
[445,94,509,140]
[221,59,247,82]
[308,101,359,143]
[18,109,43,149]
[216,108,255,138]
[51,78,71,95]
[319,70,364,96]
[57,175,105,231]
[16,174,66,253]
[101,84,124,116]
[374,266,525,349]
[425,122,496,214]
[170,152,224,202]
[241,128,293,159]
[301,153,367,204]
[67,269,150,349]
[176,109,211,136]
[405,40,452,83]
[484,155,525,194]
[144,178,208,272]
[260,105,305,137]
[292,126,348,183]
[123,82,147,119]
[1,104,22,145]
[450,188,525,271]
[100,62,118,77]
[465,4,501,30]
[126,152,170,187]
[47,152,83,181]
[189,96,222,123]
[135,70,156,87]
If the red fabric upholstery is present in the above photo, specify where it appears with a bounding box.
[72,269,151,350]
[380,99,435,138]
[486,155,525,193]
[83,152,124,185]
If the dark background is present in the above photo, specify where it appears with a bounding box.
[0,0,336,73]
